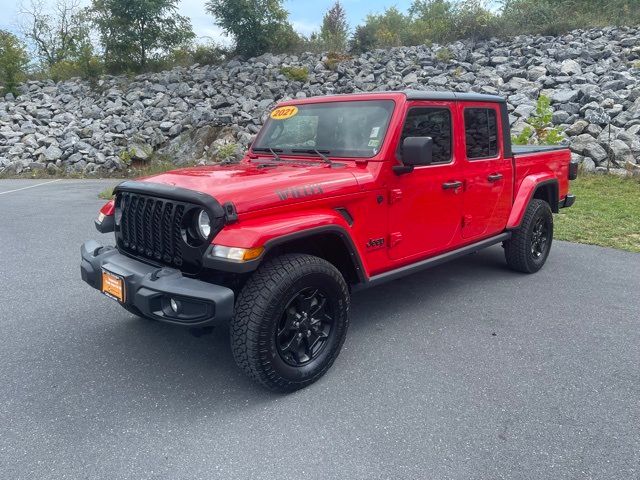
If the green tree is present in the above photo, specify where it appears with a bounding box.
[320,1,349,53]
[452,0,497,41]
[349,24,377,53]
[500,0,640,36]
[512,96,564,146]
[206,0,298,58]
[408,0,456,44]
[20,0,90,68]
[90,0,194,72]
[359,7,412,49]
[500,0,566,36]
[345,0,640,54]
[47,8,103,83]
[0,30,29,96]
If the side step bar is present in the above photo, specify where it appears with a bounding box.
[357,232,511,290]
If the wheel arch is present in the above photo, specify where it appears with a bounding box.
[532,181,559,213]
[507,176,559,229]
[260,226,367,286]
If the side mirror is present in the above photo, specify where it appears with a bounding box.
[403,136,433,166]
[394,136,433,175]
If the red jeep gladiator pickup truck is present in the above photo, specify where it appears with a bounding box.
[81,90,577,391]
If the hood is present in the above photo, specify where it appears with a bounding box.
[139,161,362,214]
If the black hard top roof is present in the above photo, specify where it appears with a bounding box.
[286,90,507,105]
[338,90,506,103]
[402,89,506,103]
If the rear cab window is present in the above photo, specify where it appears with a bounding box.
[464,107,500,160]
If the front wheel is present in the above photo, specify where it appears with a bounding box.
[231,254,350,392]
[504,199,553,273]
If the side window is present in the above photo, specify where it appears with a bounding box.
[401,108,452,164]
[464,108,498,159]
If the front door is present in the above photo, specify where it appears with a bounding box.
[388,104,463,261]
[460,103,513,239]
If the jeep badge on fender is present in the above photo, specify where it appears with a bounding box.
[366,238,385,249]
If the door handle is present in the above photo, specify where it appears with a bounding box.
[442,181,463,190]
[488,173,503,182]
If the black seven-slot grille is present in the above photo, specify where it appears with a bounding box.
[113,181,227,275]
[117,192,187,267]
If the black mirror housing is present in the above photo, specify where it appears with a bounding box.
[402,136,433,166]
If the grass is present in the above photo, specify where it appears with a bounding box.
[324,52,352,71]
[435,47,453,63]
[554,174,640,253]
[98,187,115,199]
[280,66,309,82]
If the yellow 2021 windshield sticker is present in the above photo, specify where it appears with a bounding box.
[270,106,298,120]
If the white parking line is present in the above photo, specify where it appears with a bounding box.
[0,179,62,195]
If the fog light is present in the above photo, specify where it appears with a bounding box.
[170,298,180,313]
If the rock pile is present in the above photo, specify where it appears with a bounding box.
[1,25,639,175]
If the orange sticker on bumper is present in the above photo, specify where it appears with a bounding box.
[102,270,125,303]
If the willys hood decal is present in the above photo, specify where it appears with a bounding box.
[140,161,362,214]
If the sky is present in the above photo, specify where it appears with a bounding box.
[0,0,414,44]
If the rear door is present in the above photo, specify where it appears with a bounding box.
[460,103,513,239]
[387,102,463,261]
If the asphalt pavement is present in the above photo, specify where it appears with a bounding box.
[0,179,638,480]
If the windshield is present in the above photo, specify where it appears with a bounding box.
[253,100,395,158]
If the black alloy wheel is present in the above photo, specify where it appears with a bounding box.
[531,216,550,259]
[504,199,554,274]
[276,287,333,366]
[231,253,350,392]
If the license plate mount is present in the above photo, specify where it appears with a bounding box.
[101,269,125,303]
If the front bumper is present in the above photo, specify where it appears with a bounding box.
[80,240,234,327]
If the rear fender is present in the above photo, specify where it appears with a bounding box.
[507,174,558,229]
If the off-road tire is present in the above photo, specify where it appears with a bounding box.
[231,254,350,392]
[504,199,553,273]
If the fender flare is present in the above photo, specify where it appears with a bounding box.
[507,176,559,229]
[260,225,367,284]
[204,212,367,283]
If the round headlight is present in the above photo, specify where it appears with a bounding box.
[197,210,211,239]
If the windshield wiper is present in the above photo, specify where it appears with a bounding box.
[252,147,340,167]
[251,147,313,166]
[291,148,332,165]
[252,147,284,161]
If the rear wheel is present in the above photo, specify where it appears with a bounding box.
[231,254,349,392]
[504,199,553,273]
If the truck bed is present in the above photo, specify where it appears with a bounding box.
[512,145,568,155]
[511,144,572,206]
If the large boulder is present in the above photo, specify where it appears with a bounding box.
[551,89,580,103]
[560,59,582,75]
[569,133,599,155]
[606,139,636,165]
